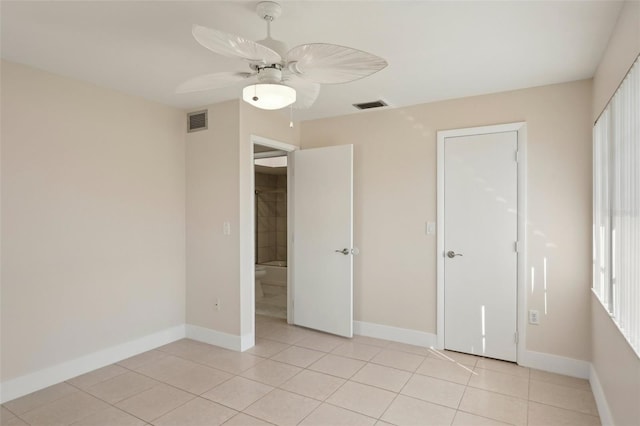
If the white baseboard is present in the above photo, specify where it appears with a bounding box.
[0,325,186,404]
[185,324,248,352]
[240,333,255,352]
[353,322,592,382]
[589,364,614,426]
[353,321,437,347]
[519,350,590,379]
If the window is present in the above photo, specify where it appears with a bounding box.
[593,56,640,356]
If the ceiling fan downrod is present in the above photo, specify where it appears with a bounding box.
[256,1,282,22]
[255,2,288,59]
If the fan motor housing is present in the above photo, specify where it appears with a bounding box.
[257,66,282,83]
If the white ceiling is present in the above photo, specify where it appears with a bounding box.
[1,1,623,122]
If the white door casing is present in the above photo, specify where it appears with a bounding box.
[436,123,527,363]
[291,144,354,337]
[246,135,298,350]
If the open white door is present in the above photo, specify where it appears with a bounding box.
[291,145,353,337]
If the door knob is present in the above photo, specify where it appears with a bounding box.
[447,250,463,258]
[335,248,350,255]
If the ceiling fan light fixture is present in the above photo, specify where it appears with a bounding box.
[181,2,387,112]
[242,83,296,110]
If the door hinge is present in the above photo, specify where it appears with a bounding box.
[515,150,520,162]
[514,332,519,344]
[515,241,519,253]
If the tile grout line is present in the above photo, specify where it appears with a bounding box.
[320,400,381,424]
[116,355,239,399]
[4,382,82,419]
[97,357,245,424]
[108,381,199,424]
[263,345,391,423]
[377,391,401,423]
[19,382,149,426]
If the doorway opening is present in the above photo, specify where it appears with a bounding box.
[254,144,288,319]
[242,136,354,349]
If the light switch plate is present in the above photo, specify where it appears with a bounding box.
[426,222,436,235]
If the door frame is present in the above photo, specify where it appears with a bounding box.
[241,134,297,350]
[436,122,527,363]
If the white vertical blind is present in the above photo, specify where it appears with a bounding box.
[593,108,610,307]
[593,56,640,356]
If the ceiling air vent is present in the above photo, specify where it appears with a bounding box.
[353,100,388,110]
[187,110,208,133]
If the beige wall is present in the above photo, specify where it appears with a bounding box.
[186,101,241,335]
[1,61,186,381]
[592,297,640,425]
[301,79,593,361]
[591,2,640,425]
[592,0,640,119]
[186,99,298,340]
[239,101,300,146]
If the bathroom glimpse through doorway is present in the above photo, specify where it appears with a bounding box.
[253,142,289,320]
[254,145,287,319]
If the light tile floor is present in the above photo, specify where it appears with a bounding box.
[255,286,287,319]
[1,316,601,426]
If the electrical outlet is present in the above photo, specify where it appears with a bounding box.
[529,310,540,325]
[223,222,231,235]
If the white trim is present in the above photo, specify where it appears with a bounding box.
[436,122,527,364]
[436,128,446,348]
[0,325,185,404]
[519,350,590,379]
[185,324,246,352]
[353,321,437,347]
[240,333,255,352]
[589,364,615,426]
[287,150,295,325]
[251,135,298,153]
[516,125,528,363]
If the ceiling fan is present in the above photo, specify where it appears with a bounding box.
[177,1,388,110]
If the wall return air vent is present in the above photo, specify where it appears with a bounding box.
[353,100,388,110]
[187,110,208,133]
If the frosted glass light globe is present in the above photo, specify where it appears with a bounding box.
[242,84,296,110]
